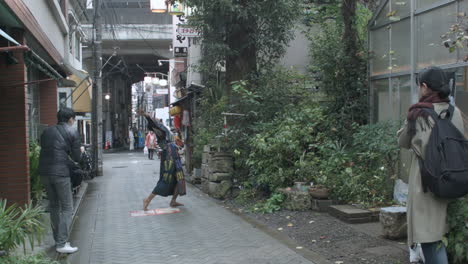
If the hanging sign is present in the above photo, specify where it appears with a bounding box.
[176,26,201,37]
[173,15,188,56]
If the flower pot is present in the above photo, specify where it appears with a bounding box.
[308,187,330,199]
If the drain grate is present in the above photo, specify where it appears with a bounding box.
[112,166,128,168]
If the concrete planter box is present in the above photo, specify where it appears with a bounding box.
[328,205,380,224]
[380,206,407,240]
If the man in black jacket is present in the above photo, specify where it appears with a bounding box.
[39,108,81,254]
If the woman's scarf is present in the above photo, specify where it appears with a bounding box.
[407,92,449,138]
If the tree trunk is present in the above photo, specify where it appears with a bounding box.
[341,0,358,62]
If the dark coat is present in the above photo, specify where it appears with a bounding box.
[39,122,81,177]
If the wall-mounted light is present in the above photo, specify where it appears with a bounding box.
[150,0,167,13]
[169,44,173,52]
[105,94,111,100]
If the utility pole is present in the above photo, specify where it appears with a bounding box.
[92,0,103,176]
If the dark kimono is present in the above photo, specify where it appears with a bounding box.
[144,116,186,197]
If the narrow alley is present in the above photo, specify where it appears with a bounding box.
[67,152,316,264]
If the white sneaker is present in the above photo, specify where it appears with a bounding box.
[56,242,78,254]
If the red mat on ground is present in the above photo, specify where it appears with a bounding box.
[129,208,181,217]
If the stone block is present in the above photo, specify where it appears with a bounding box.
[208,180,232,199]
[311,198,333,212]
[279,188,311,211]
[201,164,210,179]
[209,152,233,173]
[328,205,379,224]
[209,172,232,182]
[202,152,210,164]
[380,206,407,240]
[203,145,211,152]
[201,178,210,193]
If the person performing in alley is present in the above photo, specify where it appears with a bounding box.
[39,108,82,254]
[398,67,466,264]
[145,130,157,160]
[138,110,186,210]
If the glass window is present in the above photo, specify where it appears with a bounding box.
[370,27,390,76]
[394,75,412,119]
[417,3,458,69]
[374,1,390,27]
[372,79,391,122]
[454,66,468,115]
[390,19,411,73]
[391,0,410,19]
[416,0,444,9]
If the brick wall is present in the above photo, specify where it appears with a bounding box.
[0,29,30,205]
[40,80,58,126]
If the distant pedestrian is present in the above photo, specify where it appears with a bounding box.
[145,130,157,160]
[129,128,134,151]
[39,108,82,254]
[138,110,186,210]
[398,67,464,264]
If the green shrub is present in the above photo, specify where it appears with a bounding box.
[252,192,285,214]
[29,142,43,202]
[445,198,468,263]
[316,121,399,207]
[0,253,59,264]
[246,104,332,192]
[0,200,45,254]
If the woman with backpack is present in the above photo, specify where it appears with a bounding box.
[398,67,465,264]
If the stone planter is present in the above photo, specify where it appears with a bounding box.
[308,187,329,199]
[209,152,233,173]
[279,188,312,211]
[380,206,407,240]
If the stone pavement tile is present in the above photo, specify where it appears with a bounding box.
[69,152,316,264]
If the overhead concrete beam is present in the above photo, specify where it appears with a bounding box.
[82,24,171,41]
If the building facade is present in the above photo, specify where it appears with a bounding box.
[369,0,468,123]
[0,0,88,205]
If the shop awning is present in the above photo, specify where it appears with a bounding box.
[65,63,92,113]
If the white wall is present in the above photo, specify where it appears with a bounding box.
[23,0,67,59]
[280,25,312,74]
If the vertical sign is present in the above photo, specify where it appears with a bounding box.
[172,15,188,57]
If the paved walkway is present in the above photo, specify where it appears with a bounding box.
[68,152,316,264]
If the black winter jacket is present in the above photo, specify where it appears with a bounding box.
[39,122,81,177]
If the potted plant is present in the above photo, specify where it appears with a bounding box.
[308,185,330,199]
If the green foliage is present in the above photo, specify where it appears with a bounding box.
[246,104,330,191]
[0,200,45,254]
[317,122,400,206]
[445,198,468,263]
[307,2,371,130]
[187,0,302,70]
[0,253,59,264]
[29,142,44,202]
[252,193,285,214]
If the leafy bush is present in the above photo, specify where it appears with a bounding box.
[0,253,59,264]
[253,193,285,214]
[0,200,45,254]
[246,104,332,192]
[445,198,468,264]
[29,142,43,202]
[314,121,399,207]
